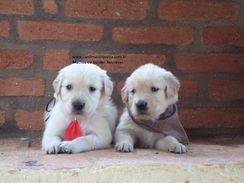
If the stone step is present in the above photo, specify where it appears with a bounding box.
[0,138,243,183]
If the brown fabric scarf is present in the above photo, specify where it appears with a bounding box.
[127,104,189,145]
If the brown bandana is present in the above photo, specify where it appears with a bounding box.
[127,104,189,145]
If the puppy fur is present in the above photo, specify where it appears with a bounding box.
[42,63,117,154]
[114,63,187,153]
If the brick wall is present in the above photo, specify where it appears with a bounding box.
[0,0,243,138]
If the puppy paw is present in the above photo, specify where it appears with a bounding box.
[156,136,187,154]
[43,142,61,154]
[59,141,80,154]
[115,142,134,152]
[168,142,187,154]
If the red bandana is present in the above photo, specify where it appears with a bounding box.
[64,119,83,141]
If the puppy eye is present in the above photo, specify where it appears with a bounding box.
[66,84,72,90]
[89,86,96,92]
[151,87,159,93]
[131,89,136,94]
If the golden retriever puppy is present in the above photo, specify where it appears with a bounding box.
[114,63,188,153]
[42,63,117,154]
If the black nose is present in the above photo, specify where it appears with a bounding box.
[72,101,85,111]
[136,100,148,111]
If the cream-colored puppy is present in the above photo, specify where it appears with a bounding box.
[114,63,187,153]
[42,63,117,154]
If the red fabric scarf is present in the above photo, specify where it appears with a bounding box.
[64,119,83,141]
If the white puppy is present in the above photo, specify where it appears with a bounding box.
[114,63,188,154]
[42,63,117,154]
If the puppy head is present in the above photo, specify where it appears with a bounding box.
[53,63,113,116]
[122,63,180,120]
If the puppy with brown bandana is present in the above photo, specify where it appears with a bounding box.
[114,63,189,154]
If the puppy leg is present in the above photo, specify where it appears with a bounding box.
[59,134,111,153]
[59,120,113,153]
[42,132,62,154]
[155,136,187,154]
[114,130,135,152]
[42,118,64,154]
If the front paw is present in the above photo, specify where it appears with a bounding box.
[43,142,61,154]
[156,136,187,154]
[59,141,80,154]
[169,142,187,154]
[115,141,134,152]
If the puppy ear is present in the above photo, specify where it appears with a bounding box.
[121,82,128,104]
[163,72,180,99]
[103,73,113,97]
[53,72,63,97]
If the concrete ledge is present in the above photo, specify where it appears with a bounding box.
[0,138,243,183]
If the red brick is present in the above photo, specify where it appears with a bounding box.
[15,110,44,130]
[0,78,45,96]
[113,26,193,45]
[180,107,244,128]
[174,53,244,73]
[65,0,148,20]
[116,80,125,93]
[43,50,69,70]
[0,0,34,15]
[18,21,104,41]
[84,53,165,73]
[42,0,58,14]
[203,26,244,46]
[0,49,33,70]
[158,0,239,21]
[0,111,5,127]
[179,79,198,98]
[208,79,244,101]
[0,20,9,38]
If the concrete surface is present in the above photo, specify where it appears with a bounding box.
[0,138,243,183]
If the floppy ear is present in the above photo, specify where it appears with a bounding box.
[103,73,114,97]
[163,72,180,99]
[121,81,128,104]
[52,71,63,97]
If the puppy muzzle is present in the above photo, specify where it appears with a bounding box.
[136,100,148,114]
[72,100,85,113]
